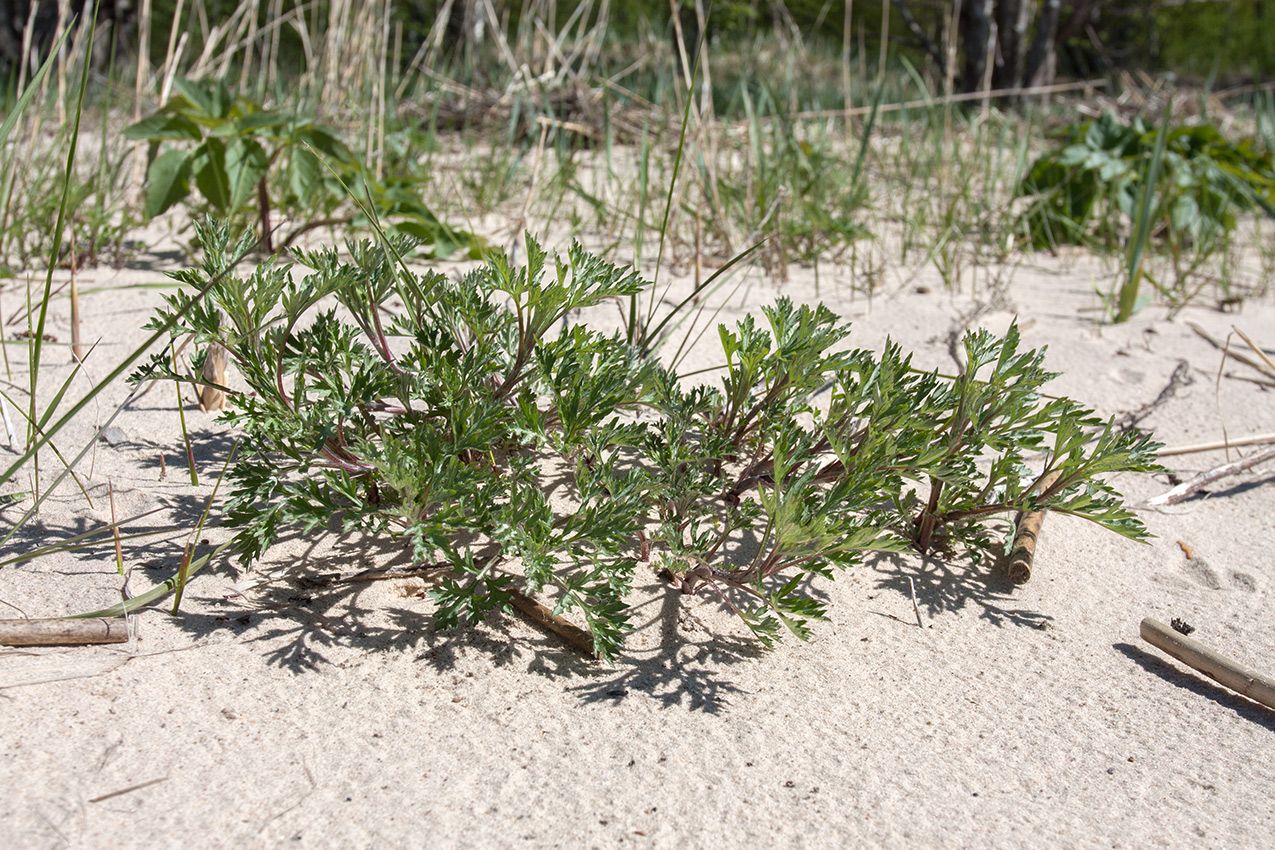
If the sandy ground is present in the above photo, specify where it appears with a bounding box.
[1,221,1273,849]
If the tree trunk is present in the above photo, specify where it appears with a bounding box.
[959,0,994,93]
[1023,0,1062,87]
[994,0,1032,89]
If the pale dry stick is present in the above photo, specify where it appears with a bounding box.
[217,0,259,80]
[1231,325,1275,374]
[265,0,284,95]
[55,0,69,126]
[1158,433,1275,457]
[159,0,187,105]
[394,0,457,100]
[734,79,1110,127]
[841,0,855,136]
[68,233,82,362]
[236,0,261,94]
[89,777,168,804]
[1188,322,1275,382]
[158,33,188,106]
[1140,618,1275,711]
[907,577,923,629]
[1006,470,1063,584]
[877,0,890,84]
[109,480,123,573]
[1147,446,1275,507]
[0,395,16,445]
[0,617,129,646]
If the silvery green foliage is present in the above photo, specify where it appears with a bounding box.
[136,222,1162,660]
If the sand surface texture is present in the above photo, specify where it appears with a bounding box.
[1,229,1273,849]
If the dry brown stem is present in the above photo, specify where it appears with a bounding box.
[0,617,129,646]
[1005,470,1062,584]
[1140,618,1275,711]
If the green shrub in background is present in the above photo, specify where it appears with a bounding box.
[1016,111,1275,252]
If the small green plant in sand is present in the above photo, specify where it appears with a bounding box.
[125,77,480,257]
[1018,111,1275,253]
[1017,110,1275,319]
[134,221,1162,660]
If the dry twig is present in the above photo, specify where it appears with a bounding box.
[1148,447,1275,507]
[1140,618,1275,711]
[0,617,129,646]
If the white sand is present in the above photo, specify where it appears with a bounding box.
[2,225,1273,848]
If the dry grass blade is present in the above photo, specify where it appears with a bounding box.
[1189,322,1275,383]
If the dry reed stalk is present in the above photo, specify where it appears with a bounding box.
[1005,470,1063,583]
[877,0,890,84]
[395,0,457,100]
[159,32,188,105]
[842,0,854,132]
[161,0,188,102]
[109,479,123,573]
[55,0,70,126]
[132,0,151,115]
[736,79,1110,127]
[237,0,261,94]
[0,617,129,646]
[69,232,82,361]
[265,0,284,94]
[1140,618,1275,711]
[1158,434,1275,457]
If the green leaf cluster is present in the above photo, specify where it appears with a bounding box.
[124,77,480,258]
[1016,111,1275,251]
[137,221,1163,660]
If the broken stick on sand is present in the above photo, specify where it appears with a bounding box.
[1005,471,1062,584]
[0,617,130,646]
[1140,618,1275,711]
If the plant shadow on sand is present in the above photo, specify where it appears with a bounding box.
[166,527,763,714]
[869,550,1053,629]
[0,491,228,577]
[153,526,1061,714]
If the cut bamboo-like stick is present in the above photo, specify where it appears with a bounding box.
[0,617,129,646]
[1006,471,1062,584]
[506,590,598,658]
[1140,618,1275,711]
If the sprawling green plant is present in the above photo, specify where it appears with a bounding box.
[135,222,1162,660]
[1016,111,1275,252]
[125,77,479,257]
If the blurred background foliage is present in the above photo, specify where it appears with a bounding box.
[1,1,1271,88]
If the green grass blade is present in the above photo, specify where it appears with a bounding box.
[28,7,97,450]
[1115,98,1173,323]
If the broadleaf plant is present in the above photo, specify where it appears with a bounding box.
[125,77,481,258]
[134,221,1163,660]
